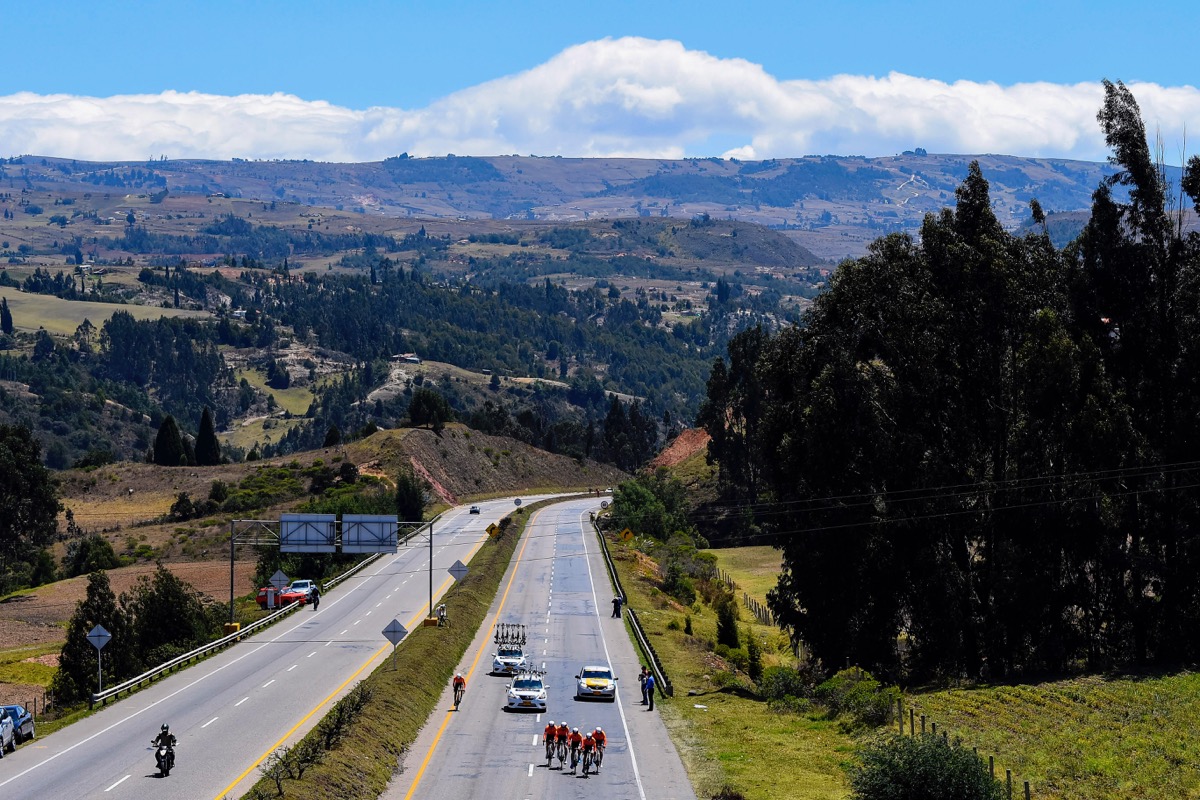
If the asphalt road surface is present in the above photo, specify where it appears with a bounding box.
[383,497,696,800]
[0,495,560,800]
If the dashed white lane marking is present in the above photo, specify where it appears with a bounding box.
[375,602,382,608]
[201,716,218,728]
[324,640,333,647]
[340,629,349,635]
[287,664,298,672]
[354,619,362,626]
[262,679,275,688]
[307,651,316,658]
[527,763,534,777]
[235,697,249,707]
[104,775,131,791]
[532,735,539,746]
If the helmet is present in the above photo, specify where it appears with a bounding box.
[548,720,554,726]
[455,672,462,678]
[161,724,169,732]
[595,727,602,733]
[573,727,579,733]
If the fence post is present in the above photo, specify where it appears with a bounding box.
[909,708,915,736]
[931,722,937,736]
[989,755,994,778]
[897,699,904,734]
[1024,781,1030,800]
[920,714,926,734]
[1006,769,1012,799]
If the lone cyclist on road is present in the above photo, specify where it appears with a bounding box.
[452,673,466,708]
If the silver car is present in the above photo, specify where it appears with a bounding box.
[0,713,13,756]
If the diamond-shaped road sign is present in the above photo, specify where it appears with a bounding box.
[269,570,290,590]
[448,559,469,582]
[382,619,408,646]
[87,624,111,651]
[621,528,634,541]
[486,522,500,538]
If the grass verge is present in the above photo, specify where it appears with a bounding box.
[240,498,562,800]
[604,534,853,800]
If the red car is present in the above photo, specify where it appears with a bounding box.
[256,580,315,609]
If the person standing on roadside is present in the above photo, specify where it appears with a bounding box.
[639,666,649,704]
[644,672,656,711]
[611,595,623,618]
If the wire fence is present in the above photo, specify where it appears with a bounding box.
[897,698,1033,799]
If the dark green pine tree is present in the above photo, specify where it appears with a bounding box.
[195,407,222,466]
[0,297,12,335]
[152,415,186,466]
[51,572,138,704]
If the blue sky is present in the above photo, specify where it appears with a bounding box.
[2,1,1198,162]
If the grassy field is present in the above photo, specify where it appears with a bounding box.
[0,289,209,336]
[910,672,1200,799]
[606,538,852,800]
[235,368,316,417]
[706,545,781,606]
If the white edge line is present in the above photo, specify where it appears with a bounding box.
[579,506,648,800]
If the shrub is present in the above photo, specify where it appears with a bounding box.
[684,614,693,635]
[662,561,697,605]
[817,667,899,729]
[759,666,811,701]
[849,733,1003,800]
[667,618,682,631]
[716,597,740,649]
[746,628,763,682]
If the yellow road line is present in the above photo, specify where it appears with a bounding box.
[402,511,540,800]
[214,530,488,800]
[214,642,389,799]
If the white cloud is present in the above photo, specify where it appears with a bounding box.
[2,38,1198,164]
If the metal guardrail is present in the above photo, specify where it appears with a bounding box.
[591,517,673,698]
[90,552,384,707]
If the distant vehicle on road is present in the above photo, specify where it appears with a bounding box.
[1,705,34,743]
[256,579,316,609]
[469,505,481,514]
[575,664,618,701]
[491,623,528,674]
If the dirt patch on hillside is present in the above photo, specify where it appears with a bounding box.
[0,561,256,635]
[649,428,710,469]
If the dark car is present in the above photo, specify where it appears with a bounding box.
[0,705,33,743]
[469,505,481,514]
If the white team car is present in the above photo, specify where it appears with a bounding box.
[492,645,528,675]
[575,664,618,701]
[505,672,548,712]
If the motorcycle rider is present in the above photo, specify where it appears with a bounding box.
[568,726,584,773]
[592,726,607,768]
[152,723,177,771]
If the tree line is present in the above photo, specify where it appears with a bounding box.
[700,82,1200,683]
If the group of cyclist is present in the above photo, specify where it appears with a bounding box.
[542,720,607,774]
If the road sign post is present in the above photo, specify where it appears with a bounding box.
[382,619,408,670]
[87,625,111,691]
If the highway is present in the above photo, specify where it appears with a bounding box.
[0,495,559,800]
[384,497,696,800]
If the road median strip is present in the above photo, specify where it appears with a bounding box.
[234,498,570,800]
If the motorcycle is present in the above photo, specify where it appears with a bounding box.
[153,741,175,777]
